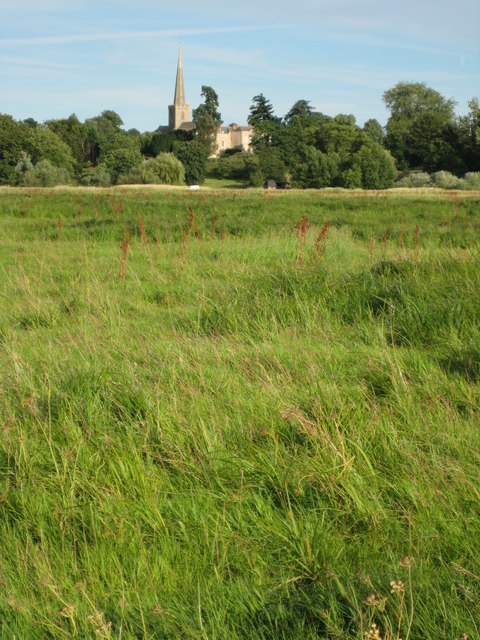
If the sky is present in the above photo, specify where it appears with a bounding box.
[1,0,479,132]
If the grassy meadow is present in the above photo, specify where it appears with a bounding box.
[0,186,479,639]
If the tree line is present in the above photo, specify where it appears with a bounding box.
[0,82,479,189]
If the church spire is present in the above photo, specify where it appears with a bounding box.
[168,45,191,131]
[173,45,186,106]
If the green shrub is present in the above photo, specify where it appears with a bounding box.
[431,171,462,189]
[462,172,480,190]
[120,154,185,185]
[13,153,33,185]
[148,153,185,184]
[395,172,431,188]
[217,152,259,183]
[22,159,69,187]
[81,167,112,187]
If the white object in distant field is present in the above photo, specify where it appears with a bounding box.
[189,185,200,190]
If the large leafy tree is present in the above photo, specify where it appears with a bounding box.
[192,86,221,126]
[45,114,87,171]
[100,147,142,184]
[174,141,208,185]
[0,114,75,183]
[457,97,480,172]
[84,110,127,164]
[0,115,30,183]
[363,119,385,146]
[383,82,457,171]
[192,86,222,155]
[290,115,396,189]
[248,94,279,127]
[25,126,75,175]
[284,100,313,123]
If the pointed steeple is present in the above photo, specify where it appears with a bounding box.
[168,45,191,131]
[173,46,186,106]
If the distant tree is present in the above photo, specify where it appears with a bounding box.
[85,110,129,164]
[100,146,142,184]
[248,94,279,126]
[174,141,208,185]
[192,86,222,126]
[148,153,185,184]
[457,97,480,171]
[363,119,385,145]
[249,119,283,152]
[23,117,38,129]
[147,132,176,155]
[13,152,33,185]
[216,152,259,184]
[0,114,30,183]
[193,86,222,155]
[45,114,87,171]
[25,126,75,176]
[289,115,396,189]
[97,110,124,130]
[346,143,397,189]
[383,82,456,171]
[291,145,339,188]
[334,114,356,127]
[284,100,313,123]
[257,148,287,184]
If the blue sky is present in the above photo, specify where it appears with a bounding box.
[1,0,479,132]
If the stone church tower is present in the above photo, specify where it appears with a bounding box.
[168,47,191,131]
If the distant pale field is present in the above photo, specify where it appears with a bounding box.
[0,187,479,639]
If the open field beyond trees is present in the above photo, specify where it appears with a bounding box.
[0,187,479,639]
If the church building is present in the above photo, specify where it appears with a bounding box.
[167,47,194,132]
[165,48,252,157]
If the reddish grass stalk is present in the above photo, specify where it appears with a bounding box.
[188,207,202,240]
[311,221,330,268]
[119,225,133,279]
[400,229,406,261]
[58,217,62,240]
[295,216,310,268]
[381,227,390,260]
[400,213,406,260]
[414,225,420,261]
[180,209,194,270]
[155,217,160,264]
[49,189,54,199]
[180,226,191,271]
[74,197,83,218]
[139,215,153,264]
[117,200,123,218]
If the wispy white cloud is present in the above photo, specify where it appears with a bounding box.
[0,25,280,47]
[0,55,77,69]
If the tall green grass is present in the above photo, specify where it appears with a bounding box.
[0,187,479,638]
